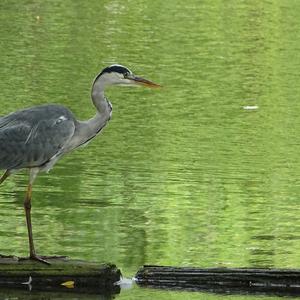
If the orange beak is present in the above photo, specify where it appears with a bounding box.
[131,76,161,88]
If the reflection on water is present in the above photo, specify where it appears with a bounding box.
[0,288,118,300]
[1,0,300,299]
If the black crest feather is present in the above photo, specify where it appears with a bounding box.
[99,65,131,76]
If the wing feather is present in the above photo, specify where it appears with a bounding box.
[0,105,76,170]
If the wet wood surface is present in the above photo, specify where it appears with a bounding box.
[0,255,121,293]
[135,265,300,296]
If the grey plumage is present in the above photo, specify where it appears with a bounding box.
[0,104,76,170]
[0,64,160,264]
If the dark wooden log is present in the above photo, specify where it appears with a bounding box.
[0,256,121,294]
[135,265,300,296]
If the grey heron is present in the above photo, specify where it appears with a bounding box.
[0,64,160,264]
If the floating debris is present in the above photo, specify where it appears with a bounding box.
[243,105,259,110]
[61,280,75,288]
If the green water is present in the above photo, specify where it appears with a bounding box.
[0,0,300,299]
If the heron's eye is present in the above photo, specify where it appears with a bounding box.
[124,72,129,79]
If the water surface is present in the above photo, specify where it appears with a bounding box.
[0,0,300,299]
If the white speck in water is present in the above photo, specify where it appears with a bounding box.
[243,105,259,110]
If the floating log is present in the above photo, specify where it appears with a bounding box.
[0,256,121,294]
[135,265,300,296]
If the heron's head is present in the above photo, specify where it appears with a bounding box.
[93,64,161,89]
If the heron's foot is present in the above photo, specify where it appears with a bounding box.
[29,255,51,265]
[15,254,68,265]
[29,255,68,265]
[39,255,68,260]
[18,255,53,265]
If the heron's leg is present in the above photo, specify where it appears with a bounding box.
[23,169,49,265]
[0,170,10,185]
[24,182,35,257]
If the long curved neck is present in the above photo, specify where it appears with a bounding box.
[91,80,108,113]
[63,77,112,153]
[84,79,112,136]
[88,78,112,124]
[91,78,111,115]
